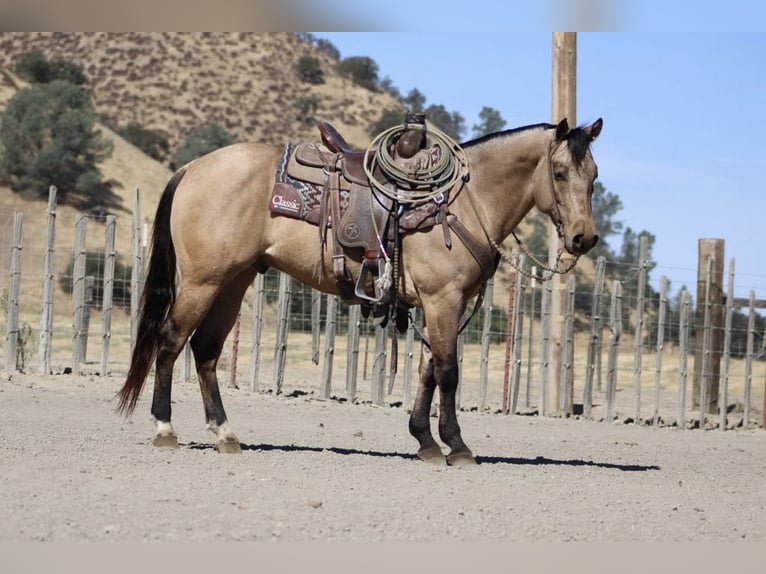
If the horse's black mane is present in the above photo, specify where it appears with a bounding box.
[462,122,592,165]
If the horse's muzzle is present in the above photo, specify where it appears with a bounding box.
[568,232,599,255]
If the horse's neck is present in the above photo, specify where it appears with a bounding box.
[458,129,548,243]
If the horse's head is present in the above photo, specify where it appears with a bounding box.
[534,118,603,256]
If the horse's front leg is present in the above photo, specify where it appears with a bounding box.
[408,343,445,464]
[434,354,476,466]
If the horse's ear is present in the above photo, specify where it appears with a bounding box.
[555,118,569,141]
[585,118,603,141]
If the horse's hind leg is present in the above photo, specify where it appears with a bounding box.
[151,285,219,448]
[190,268,257,454]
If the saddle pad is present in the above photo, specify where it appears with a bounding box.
[270,144,348,225]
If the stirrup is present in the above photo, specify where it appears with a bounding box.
[354,257,388,303]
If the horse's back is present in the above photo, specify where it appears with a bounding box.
[169,142,283,282]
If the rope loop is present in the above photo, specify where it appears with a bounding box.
[363,121,469,206]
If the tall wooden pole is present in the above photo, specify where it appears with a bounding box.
[693,238,724,413]
[549,32,577,415]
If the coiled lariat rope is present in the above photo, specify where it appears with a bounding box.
[363,121,470,206]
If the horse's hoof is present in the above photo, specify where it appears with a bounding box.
[216,439,242,454]
[447,449,477,466]
[417,445,446,465]
[152,433,179,448]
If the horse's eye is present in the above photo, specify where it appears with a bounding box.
[554,171,567,181]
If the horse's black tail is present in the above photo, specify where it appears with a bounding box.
[117,168,186,416]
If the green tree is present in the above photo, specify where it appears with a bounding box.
[296,95,320,125]
[14,49,87,85]
[589,181,624,261]
[315,38,340,61]
[369,107,406,138]
[379,76,400,98]
[471,106,507,138]
[0,80,113,205]
[171,122,236,169]
[117,123,170,162]
[403,88,427,113]
[294,55,324,85]
[337,56,379,90]
[424,104,465,141]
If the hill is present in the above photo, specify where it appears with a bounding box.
[0,32,401,152]
[0,32,577,312]
[0,32,405,302]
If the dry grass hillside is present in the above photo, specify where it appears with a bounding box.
[0,32,557,304]
[0,32,407,277]
[0,32,401,152]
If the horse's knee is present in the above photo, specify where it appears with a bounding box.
[434,360,459,392]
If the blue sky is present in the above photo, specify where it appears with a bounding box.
[315,30,766,301]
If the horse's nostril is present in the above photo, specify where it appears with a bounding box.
[572,233,598,252]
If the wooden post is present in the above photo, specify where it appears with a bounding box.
[720,258,735,430]
[698,257,714,429]
[525,266,538,408]
[182,342,192,383]
[345,304,361,400]
[372,322,387,405]
[100,215,116,375]
[560,273,575,416]
[549,32,577,416]
[130,189,143,354]
[538,278,553,416]
[5,211,23,372]
[229,312,241,388]
[479,277,494,411]
[744,290,755,427]
[652,276,668,426]
[693,238,724,413]
[403,308,417,408]
[71,215,88,375]
[311,289,322,365]
[320,294,338,398]
[272,272,291,394]
[632,235,648,423]
[249,273,265,392]
[38,186,57,375]
[502,262,518,414]
[583,256,606,417]
[82,275,95,361]
[510,256,527,415]
[605,280,622,422]
[678,289,691,429]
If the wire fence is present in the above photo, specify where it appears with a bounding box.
[2,188,765,431]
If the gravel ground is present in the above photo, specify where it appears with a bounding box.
[2,371,765,542]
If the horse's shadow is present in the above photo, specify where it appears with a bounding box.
[185,442,660,472]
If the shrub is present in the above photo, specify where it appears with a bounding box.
[117,123,171,162]
[294,55,324,85]
[170,122,236,169]
[14,49,87,85]
[336,56,379,91]
[0,80,113,204]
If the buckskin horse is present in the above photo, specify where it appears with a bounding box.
[117,117,603,465]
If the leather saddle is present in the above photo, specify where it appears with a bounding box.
[270,121,498,311]
[273,123,400,304]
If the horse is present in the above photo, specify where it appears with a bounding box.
[117,117,603,465]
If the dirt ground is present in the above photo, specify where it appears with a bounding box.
[1,370,765,543]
